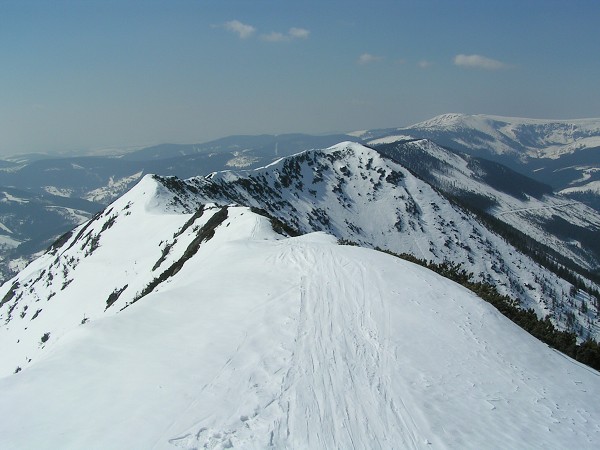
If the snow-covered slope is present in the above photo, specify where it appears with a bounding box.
[0,134,353,282]
[370,138,600,273]
[561,180,600,196]
[1,183,599,449]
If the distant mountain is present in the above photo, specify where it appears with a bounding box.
[121,133,353,161]
[356,113,600,209]
[2,144,599,448]
[0,133,354,201]
[360,113,600,161]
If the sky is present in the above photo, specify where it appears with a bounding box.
[1,0,599,155]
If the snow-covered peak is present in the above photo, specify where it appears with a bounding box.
[371,138,600,271]
[4,142,598,350]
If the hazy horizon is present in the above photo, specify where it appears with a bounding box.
[2,0,599,156]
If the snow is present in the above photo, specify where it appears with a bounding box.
[563,166,600,186]
[346,129,369,137]
[0,234,20,249]
[367,134,415,145]
[225,155,260,168]
[371,138,600,274]
[561,180,600,195]
[43,186,74,197]
[8,255,37,274]
[1,144,600,448]
[0,221,14,234]
[1,192,28,204]
[43,205,92,224]
[84,171,144,204]
[186,141,599,338]
[0,164,25,173]
[1,212,599,449]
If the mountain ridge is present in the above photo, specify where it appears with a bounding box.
[2,142,600,447]
[373,112,600,160]
[3,142,598,342]
[357,113,600,194]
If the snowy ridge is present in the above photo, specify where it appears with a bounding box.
[1,191,600,448]
[84,170,144,203]
[359,114,600,222]
[353,114,600,213]
[2,142,598,374]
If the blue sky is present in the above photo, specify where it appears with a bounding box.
[1,0,599,155]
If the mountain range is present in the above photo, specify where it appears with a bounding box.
[1,139,600,448]
[2,114,600,286]
[360,113,600,209]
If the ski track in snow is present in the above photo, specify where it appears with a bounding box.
[162,240,427,450]
[2,223,600,449]
[159,237,600,450]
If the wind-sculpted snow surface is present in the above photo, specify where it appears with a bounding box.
[0,174,205,376]
[2,223,600,449]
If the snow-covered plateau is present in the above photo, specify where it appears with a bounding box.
[1,142,599,449]
[397,113,600,160]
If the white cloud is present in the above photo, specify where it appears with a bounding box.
[261,32,287,42]
[289,27,310,39]
[224,20,256,39]
[261,27,311,42]
[417,60,433,69]
[454,54,508,70]
[357,53,383,65]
